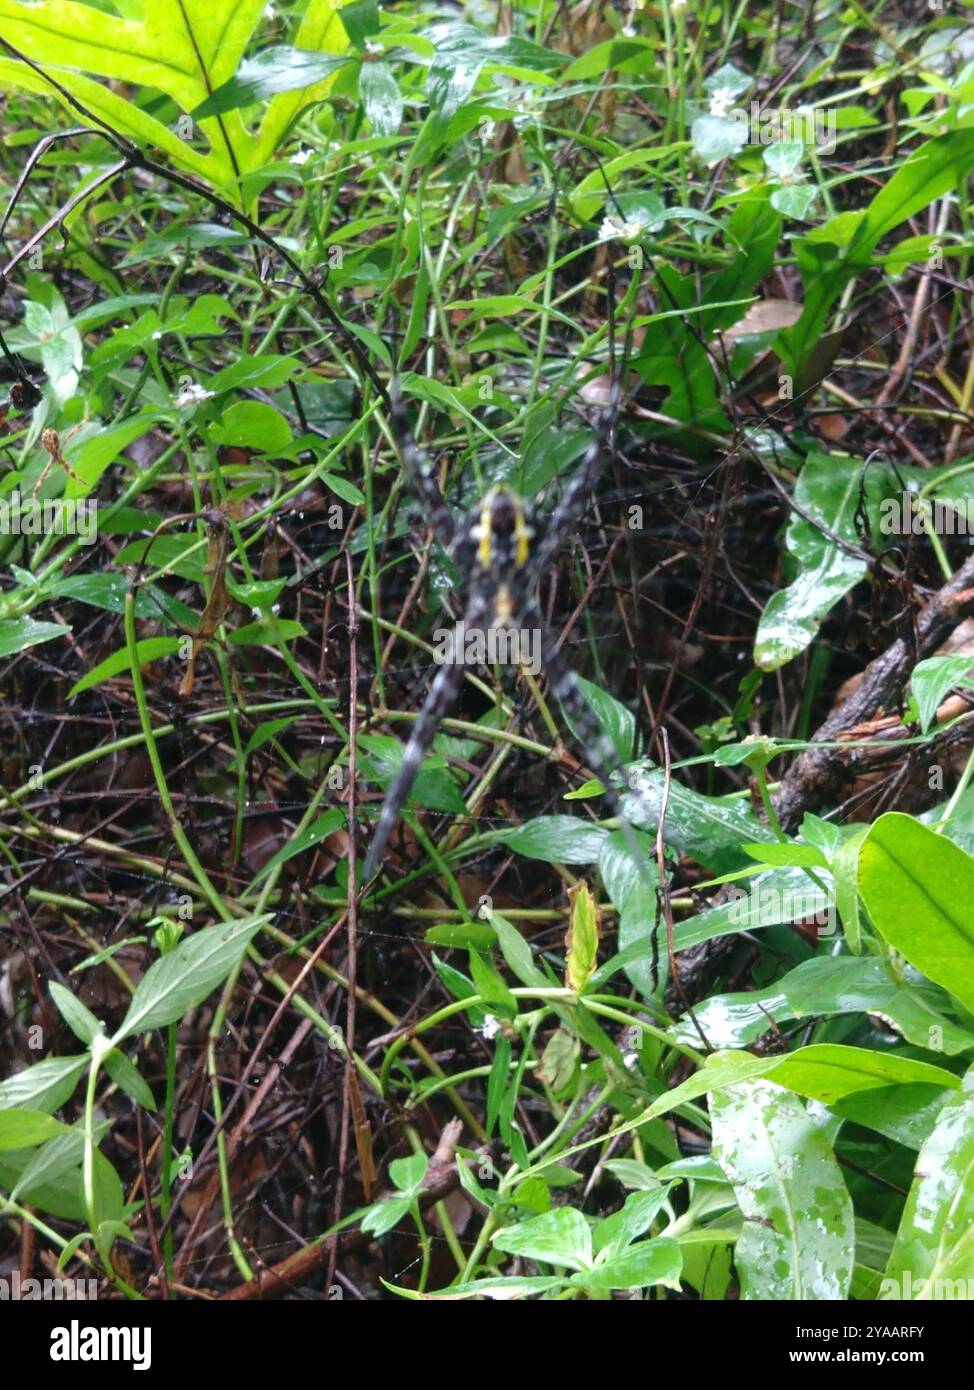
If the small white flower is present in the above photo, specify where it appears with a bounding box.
[264,2,274,17]
[364,38,383,56]
[151,330,164,341]
[478,1014,501,1041]
[289,147,313,167]
[709,86,736,118]
[599,215,644,243]
[173,382,214,409]
[623,1051,639,1070]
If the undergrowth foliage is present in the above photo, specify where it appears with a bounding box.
[0,0,973,1305]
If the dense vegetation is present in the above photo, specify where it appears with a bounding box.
[1,0,973,1304]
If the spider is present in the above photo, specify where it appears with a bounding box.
[361,381,646,884]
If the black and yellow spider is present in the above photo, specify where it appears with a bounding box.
[362,382,638,883]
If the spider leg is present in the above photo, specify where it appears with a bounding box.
[387,381,456,553]
[536,386,622,572]
[536,623,649,873]
[362,591,490,882]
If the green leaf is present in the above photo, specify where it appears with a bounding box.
[711,1080,854,1299]
[488,912,548,989]
[742,840,829,870]
[576,1238,682,1292]
[192,45,352,119]
[247,811,345,884]
[64,414,159,499]
[469,950,517,1020]
[566,883,598,994]
[537,1028,579,1092]
[389,1153,428,1194]
[502,816,609,864]
[359,60,403,136]
[779,130,974,376]
[486,1034,512,1137]
[670,956,974,1054]
[67,637,181,699]
[832,1084,953,1150]
[882,1065,974,1297]
[593,1189,671,1258]
[911,655,974,734]
[691,113,748,164]
[214,401,292,453]
[361,1193,412,1237]
[754,453,867,671]
[0,1110,66,1150]
[0,619,69,659]
[623,766,777,873]
[859,812,974,1014]
[0,1056,89,1113]
[10,1127,87,1203]
[0,0,351,185]
[492,1208,592,1272]
[104,1049,156,1111]
[113,916,269,1041]
[208,356,297,395]
[49,982,103,1047]
[567,675,636,765]
[633,1045,959,1129]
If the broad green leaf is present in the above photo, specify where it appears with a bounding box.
[113,916,269,1041]
[362,1193,412,1237]
[10,1127,87,1203]
[64,414,159,499]
[754,453,867,671]
[492,1208,592,1272]
[574,1238,682,1292]
[0,619,69,659]
[389,1153,428,1194]
[623,766,777,873]
[501,816,609,864]
[537,1028,579,1091]
[0,1110,66,1150]
[359,60,403,136]
[882,1065,974,1298]
[670,956,974,1054]
[213,401,292,453]
[193,45,352,119]
[0,0,353,185]
[832,1083,953,1150]
[911,655,974,734]
[593,1189,672,1258]
[67,637,181,699]
[859,812,974,1014]
[567,675,637,765]
[0,1056,88,1113]
[209,356,297,395]
[711,1080,854,1299]
[634,1045,959,1128]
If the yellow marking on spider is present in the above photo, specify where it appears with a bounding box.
[514,503,532,569]
[495,584,514,623]
[477,492,494,568]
